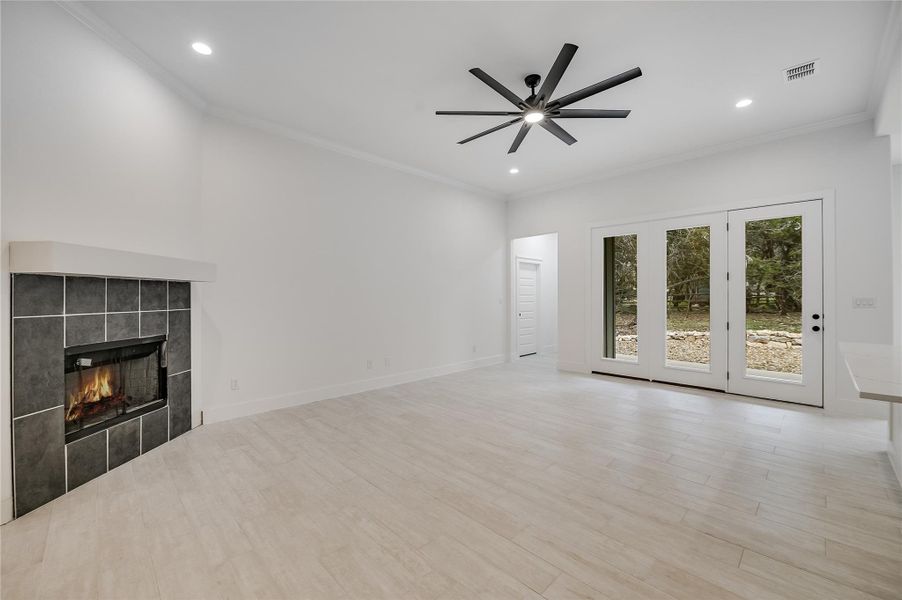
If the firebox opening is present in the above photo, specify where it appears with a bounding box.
[64,335,167,443]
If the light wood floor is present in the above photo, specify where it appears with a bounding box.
[2,358,901,600]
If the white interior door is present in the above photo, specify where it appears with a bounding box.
[727,201,823,406]
[517,260,539,357]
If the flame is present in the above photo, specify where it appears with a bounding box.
[66,366,115,422]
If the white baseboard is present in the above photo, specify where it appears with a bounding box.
[1,495,13,525]
[557,361,589,374]
[203,354,506,423]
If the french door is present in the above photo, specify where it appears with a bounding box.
[591,200,823,406]
[727,202,823,406]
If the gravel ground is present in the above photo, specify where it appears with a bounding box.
[616,337,802,374]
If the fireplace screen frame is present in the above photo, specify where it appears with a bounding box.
[64,335,168,443]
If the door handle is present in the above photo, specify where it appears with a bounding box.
[812,325,821,332]
[812,314,820,320]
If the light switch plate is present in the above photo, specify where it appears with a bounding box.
[853,297,876,309]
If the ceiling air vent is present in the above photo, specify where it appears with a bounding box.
[784,59,819,83]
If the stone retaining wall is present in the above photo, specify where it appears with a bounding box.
[616,330,802,347]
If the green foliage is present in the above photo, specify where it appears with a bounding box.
[608,217,803,321]
[745,216,802,315]
[612,234,637,314]
[666,226,710,312]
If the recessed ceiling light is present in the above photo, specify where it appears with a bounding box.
[192,42,213,56]
[509,168,519,174]
[735,98,753,108]
[524,111,544,124]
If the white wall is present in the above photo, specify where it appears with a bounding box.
[894,165,902,349]
[511,233,558,356]
[198,117,506,422]
[891,164,902,482]
[0,2,204,522]
[508,121,894,417]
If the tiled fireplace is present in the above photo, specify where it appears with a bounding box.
[11,274,192,517]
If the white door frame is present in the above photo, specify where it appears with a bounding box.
[585,190,836,408]
[512,256,542,361]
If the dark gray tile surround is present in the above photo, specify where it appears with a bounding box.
[168,281,190,309]
[66,431,108,491]
[168,310,191,374]
[140,311,167,337]
[107,278,139,312]
[141,408,169,454]
[65,314,105,347]
[169,371,191,438]
[11,274,192,517]
[107,312,139,341]
[13,274,63,317]
[65,276,105,314]
[13,406,66,516]
[108,419,141,469]
[13,316,64,417]
[140,280,167,311]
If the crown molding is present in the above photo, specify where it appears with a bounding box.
[509,111,873,201]
[207,106,503,199]
[55,1,208,111]
[55,1,885,203]
[55,1,502,200]
[867,1,902,114]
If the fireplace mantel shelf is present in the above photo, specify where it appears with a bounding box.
[9,241,216,282]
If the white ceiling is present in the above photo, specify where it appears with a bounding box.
[82,1,893,197]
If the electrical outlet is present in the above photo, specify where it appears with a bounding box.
[472,345,477,353]
[366,359,373,370]
[230,379,239,391]
[853,297,876,309]
[384,357,391,368]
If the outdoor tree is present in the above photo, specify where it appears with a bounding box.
[745,216,802,315]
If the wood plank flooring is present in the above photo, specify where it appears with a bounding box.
[2,359,901,600]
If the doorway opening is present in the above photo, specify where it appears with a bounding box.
[511,233,558,363]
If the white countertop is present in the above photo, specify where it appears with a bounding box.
[841,342,902,404]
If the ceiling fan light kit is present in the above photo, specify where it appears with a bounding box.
[436,43,642,153]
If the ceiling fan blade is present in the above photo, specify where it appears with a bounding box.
[547,67,642,110]
[536,43,578,105]
[469,68,525,108]
[551,109,631,118]
[539,119,577,145]
[458,117,522,145]
[508,123,532,153]
[437,111,523,116]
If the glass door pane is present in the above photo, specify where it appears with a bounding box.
[744,216,803,380]
[602,234,638,361]
[665,226,711,370]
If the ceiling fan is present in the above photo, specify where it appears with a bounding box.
[436,43,642,153]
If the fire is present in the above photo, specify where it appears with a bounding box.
[66,366,117,422]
